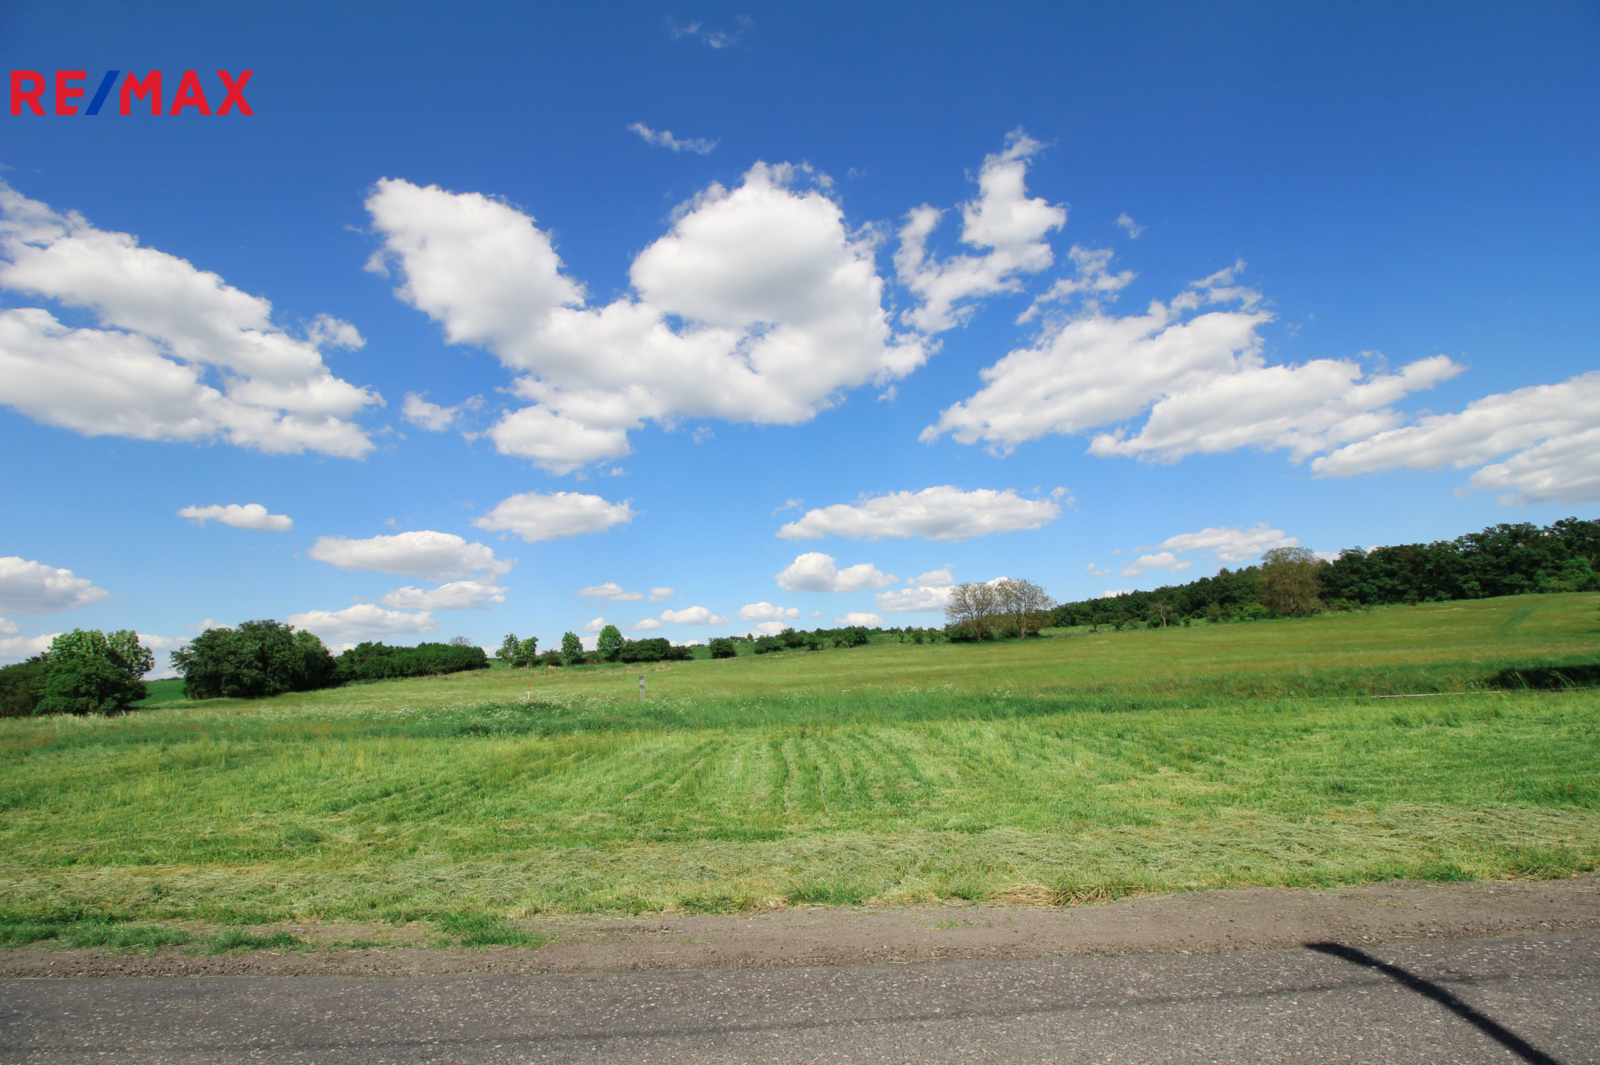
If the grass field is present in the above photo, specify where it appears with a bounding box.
[2,594,1597,934]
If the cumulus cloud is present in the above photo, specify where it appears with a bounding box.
[777,485,1065,542]
[873,568,958,613]
[401,393,459,431]
[366,165,924,473]
[775,552,897,593]
[309,531,513,580]
[0,557,110,614]
[583,616,606,633]
[1120,552,1193,579]
[1312,371,1600,505]
[630,618,664,631]
[745,621,791,637]
[177,503,292,532]
[738,602,801,622]
[1016,245,1135,324]
[473,491,635,542]
[1086,562,1111,577]
[286,604,439,648]
[628,122,717,155]
[1097,589,1132,599]
[379,580,507,610]
[1120,523,1298,578]
[0,630,56,661]
[575,582,644,602]
[834,612,883,627]
[894,131,1067,334]
[1116,213,1146,238]
[0,182,380,457]
[923,260,1461,464]
[1146,523,1298,564]
[649,587,675,601]
[659,605,727,625]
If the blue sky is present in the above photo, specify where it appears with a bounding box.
[2,1,1596,668]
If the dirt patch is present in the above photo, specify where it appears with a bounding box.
[4,876,1595,979]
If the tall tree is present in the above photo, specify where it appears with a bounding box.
[1257,547,1325,616]
[993,578,1055,638]
[560,631,583,663]
[596,624,624,661]
[944,582,1000,638]
[36,629,153,714]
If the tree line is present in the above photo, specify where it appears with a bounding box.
[1050,517,1600,629]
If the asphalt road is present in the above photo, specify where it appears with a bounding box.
[2,932,1595,1064]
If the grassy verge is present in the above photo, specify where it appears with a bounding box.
[2,594,1595,924]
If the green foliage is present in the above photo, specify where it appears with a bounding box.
[561,632,583,663]
[498,633,523,667]
[208,929,304,953]
[1258,546,1325,616]
[172,621,339,700]
[616,638,692,664]
[596,624,624,662]
[708,637,737,659]
[337,641,489,681]
[35,629,152,715]
[518,636,539,664]
[433,911,546,947]
[0,658,45,718]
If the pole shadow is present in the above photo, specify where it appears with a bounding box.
[1305,941,1563,1065]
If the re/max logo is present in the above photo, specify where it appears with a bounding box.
[9,70,253,115]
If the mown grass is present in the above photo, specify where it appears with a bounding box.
[1,594,1596,935]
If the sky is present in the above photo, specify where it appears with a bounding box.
[1,1,1597,671]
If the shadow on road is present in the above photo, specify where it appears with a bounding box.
[1305,941,1563,1065]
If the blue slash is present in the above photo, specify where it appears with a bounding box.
[84,71,119,115]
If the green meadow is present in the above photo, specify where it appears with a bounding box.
[2,594,1596,933]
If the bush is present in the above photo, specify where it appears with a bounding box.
[336,641,490,681]
[708,637,737,659]
[0,658,45,718]
[753,635,785,655]
[172,621,339,700]
[35,630,153,715]
[616,638,692,664]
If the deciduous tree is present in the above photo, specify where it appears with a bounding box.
[1257,546,1325,616]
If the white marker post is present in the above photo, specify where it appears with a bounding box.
[639,674,646,701]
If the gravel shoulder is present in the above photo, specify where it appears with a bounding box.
[5,876,1595,980]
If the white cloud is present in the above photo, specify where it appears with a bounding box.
[188,619,221,632]
[0,631,56,661]
[894,131,1066,334]
[286,604,439,648]
[745,621,791,638]
[0,557,110,614]
[630,618,664,631]
[1144,523,1298,564]
[1120,552,1194,579]
[0,182,380,458]
[575,583,645,602]
[309,531,514,580]
[666,14,752,48]
[834,612,883,627]
[137,633,189,654]
[923,258,1461,465]
[1016,245,1136,323]
[379,580,507,610]
[775,552,897,593]
[177,503,292,532]
[1086,562,1110,577]
[366,165,924,474]
[1096,589,1132,599]
[0,618,16,635]
[1312,371,1600,505]
[874,585,954,613]
[583,616,606,633]
[628,122,717,155]
[401,392,459,431]
[473,491,636,542]
[649,587,675,601]
[777,485,1065,542]
[1116,213,1146,239]
[738,602,801,622]
[873,568,959,613]
[659,605,728,625]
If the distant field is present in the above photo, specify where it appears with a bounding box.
[2,593,1596,930]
